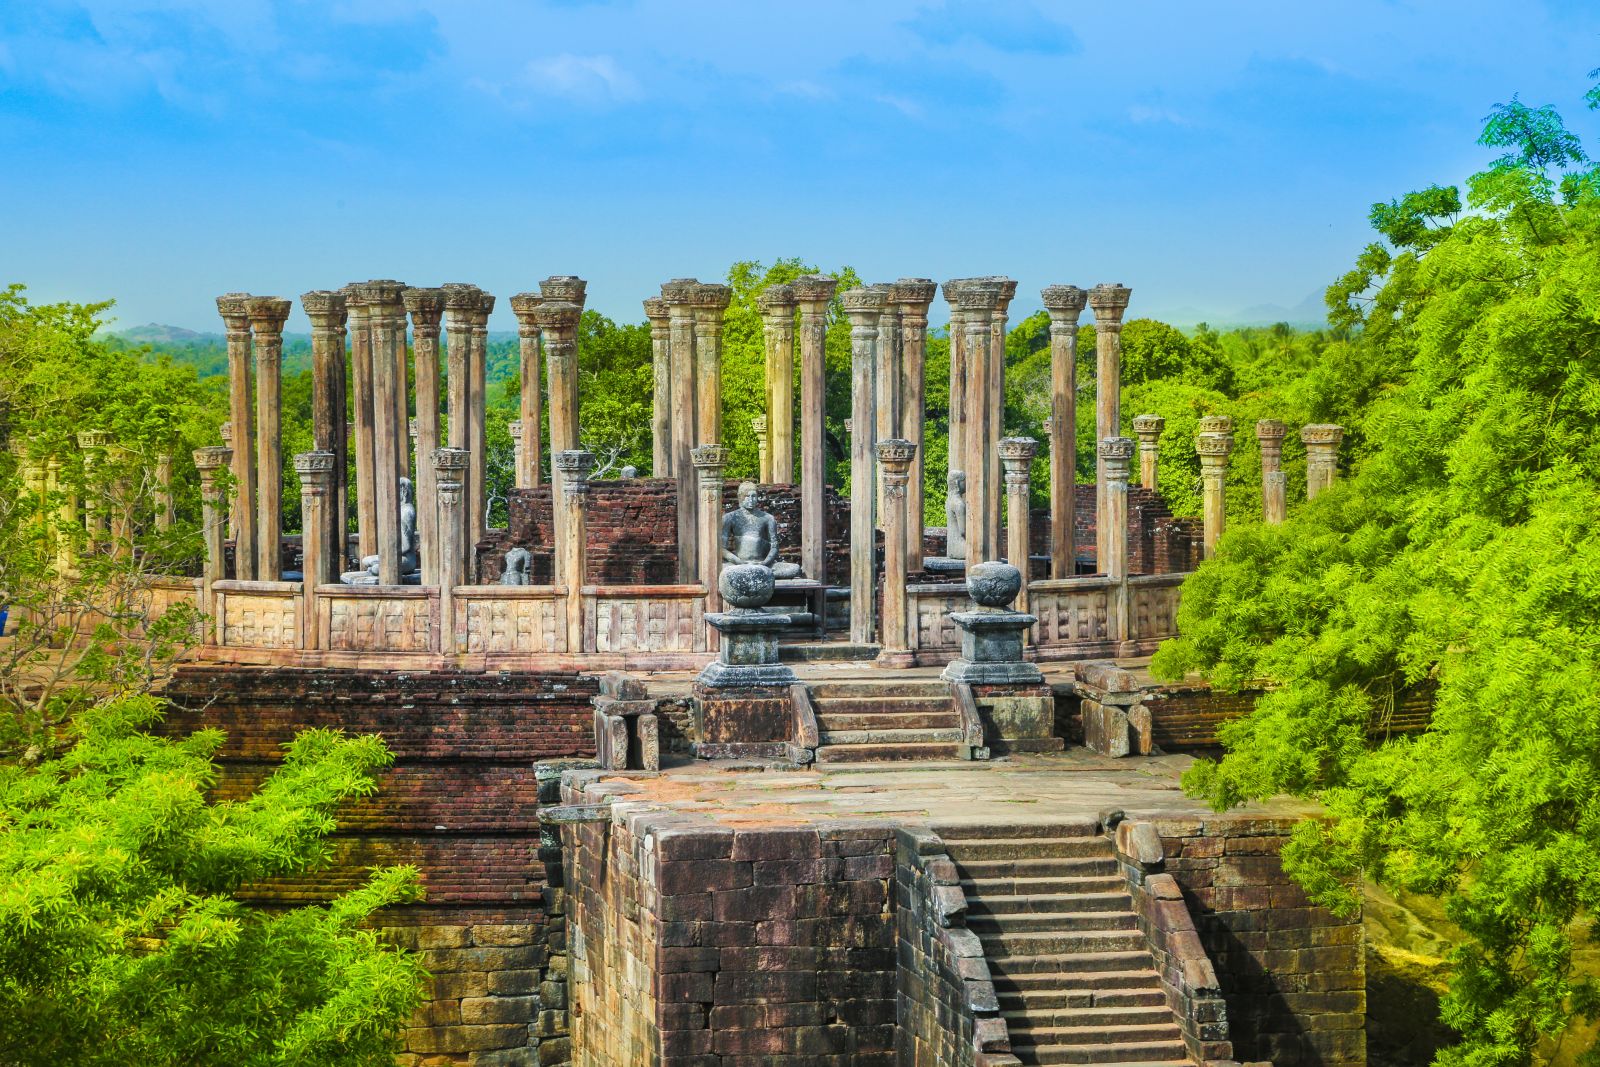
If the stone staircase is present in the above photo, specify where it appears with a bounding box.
[938,823,1193,1067]
[810,679,968,763]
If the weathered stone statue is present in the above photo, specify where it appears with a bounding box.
[342,477,420,584]
[945,470,968,560]
[721,481,803,579]
[500,546,531,586]
[620,464,638,479]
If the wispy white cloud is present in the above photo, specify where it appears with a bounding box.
[1127,105,1190,127]
[518,53,640,104]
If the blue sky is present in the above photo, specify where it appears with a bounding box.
[4,0,1600,333]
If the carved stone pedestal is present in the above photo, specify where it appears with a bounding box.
[694,563,801,760]
[941,562,1043,687]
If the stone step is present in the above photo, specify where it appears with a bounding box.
[814,711,962,732]
[780,641,879,662]
[817,727,964,746]
[968,891,1130,915]
[807,679,951,698]
[945,837,1114,861]
[1008,1025,1184,1049]
[952,856,1120,880]
[813,742,967,763]
[961,876,1126,898]
[1001,1004,1176,1031]
[997,987,1167,1010]
[967,910,1137,934]
[935,820,1099,841]
[1018,1045,1190,1066]
[973,929,1148,957]
[811,695,954,715]
[990,964,1164,989]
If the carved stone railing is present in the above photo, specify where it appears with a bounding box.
[316,584,436,653]
[212,579,301,649]
[454,585,566,654]
[580,584,706,654]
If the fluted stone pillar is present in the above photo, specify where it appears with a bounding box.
[876,439,916,664]
[988,278,1017,529]
[217,294,258,579]
[247,297,291,580]
[644,297,671,476]
[510,292,545,490]
[841,287,887,645]
[1100,437,1135,646]
[752,415,770,484]
[942,279,972,531]
[194,445,231,633]
[346,286,378,560]
[758,284,797,484]
[1042,285,1087,579]
[554,449,596,652]
[873,285,901,517]
[661,279,700,582]
[892,280,936,572]
[959,284,1001,567]
[1089,284,1132,570]
[294,451,335,649]
[1257,419,1288,524]
[302,291,350,570]
[470,291,495,543]
[541,276,587,453]
[692,445,729,621]
[793,275,837,583]
[692,283,731,448]
[403,289,445,584]
[356,282,406,585]
[1197,416,1234,559]
[1302,424,1344,499]
[999,437,1038,624]
[154,455,175,531]
[1133,414,1165,492]
[433,447,469,653]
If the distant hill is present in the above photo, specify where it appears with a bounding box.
[115,323,220,345]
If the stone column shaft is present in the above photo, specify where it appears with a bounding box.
[553,450,595,652]
[893,281,936,572]
[294,451,335,649]
[1000,437,1038,625]
[752,416,770,484]
[469,291,494,542]
[942,282,970,507]
[346,289,378,561]
[1089,284,1132,571]
[1099,437,1135,645]
[303,291,349,571]
[691,445,729,623]
[194,446,231,636]
[357,283,407,585]
[876,440,916,662]
[1302,424,1344,500]
[154,455,175,531]
[758,285,798,485]
[406,289,446,584]
[959,287,1000,567]
[1257,419,1288,524]
[793,275,838,584]
[873,294,901,519]
[842,288,887,645]
[511,292,546,490]
[1133,414,1165,495]
[644,297,671,476]
[988,279,1017,533]
[248,297,291,581]
[1042,286,1087,579]
[77,431,110,552]
[442,285,479,578]
[217,294,257,579]
[1197,416,1235,560]
[662,279,700,583]
[540,275,588,458]
[692,283,731,448]
[433,448,469,653]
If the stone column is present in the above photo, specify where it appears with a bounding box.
[1197,416,1235,560]
[194,445,231,632]
[510,291,545,489]
[1302,424,1344,499]
[758,284,797,484]
[219,422,239,542]
[692,283,731,446]
[345,285,378,561]
[873,286,901,517]
[999,437,1038,622]
[356,282,406,585]
[247,297,291,580]
[792,274,838,583]
[959,284,1001,567]
[988,278,1018,529]
[661,279,700,582]
[1133,414,1165,492]
[752,415,770,484]
[691,445,729,619]
[46,454,74,574]
[470,291,495,543]
[875,439,916,663]
[644,297,671,476]
[76,431,110,552]
[942,279,972,524]
[106,443,135,558]
[841,287,887,645]
[154,455,175,531]
[1099,437,1135,645]
[433,447,469,652]
[540,276,588,453]
[294,451,335,649]
[1089,284,1132,570]
[302,290,350,570]
[442,284,480,571]
[892,280,936,572]
[1257,419,1288,524]
[216,293,258,579]
[508,419,525,487]
[553,449,596,652]
[404,288,446,584]
[1041,285,1087,579]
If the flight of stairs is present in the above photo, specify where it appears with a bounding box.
[938,823,1194,1067]
[810,679,968,763]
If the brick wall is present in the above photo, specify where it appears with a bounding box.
[159,665,600,1066]
[1145,681,1435,754]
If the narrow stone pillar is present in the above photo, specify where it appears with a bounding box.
[1099,437,1135,646]
[661,280,701,581]
[758,284,797,484]
[194,445,231,632]
[216,293,258,579]
[509,291,545,489]
[892,280,936,572]
[1089,284,1132,570]
[470,291,495,543]
[219,422,239,541]
[959,284,1000,567]
[247,297,291,580]
[792,274,838,583]
[76,431,110,552]
[644,297,671,476]
[942,279,972,523]
[433,447,469,652]
[1302,424,1344,499]
[154,455,175,531]
[841,287,887,645]
[875,439,916,664]
[1257,419,1288,523]
[404,288,446,584]
[1041,285,1088,579]
[873,286,902,512]
[508,419,525,487]
[999,437,1038,623]
[106,443,135,558]
[357,282,406,585]
[1133,414,1165,491]
[345,285,378,560]
[1197,416,1235,560]
[553,449,596,652]
[692,283,731,446]
[540,276,588,453]
[47,455,74,574]
[293,451,335,649]
[442,284,480,572]
[691,445,729,620]
[302,290,350,569]
[988,278,1018,529]
[752,415,770,484]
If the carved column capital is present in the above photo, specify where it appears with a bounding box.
[433,446,470,477]
[1198,415,1234,436]
[508,419,523,442]
[534,300,583,334]
[77,429,112,452]
[1088,283,1133,329]
[1301,423,1345,448]
[193,445,233,474]
[689,443,730,474]
[553,449,596,497]
[1098,436,1135,479]
[751,414,767,435]
[1041,284,1089,323]
[401,287,445,332]
[539,275,587,306]
[301,290,349,331]
[660,278,700,306]
[246,296,293,334]
[442,282,482,312]
[791,274,839,305]
[840,287,888,324]
[1132,414,1166,444]
[643,296,670,333]
[216,292,253,332]
[757,283,797,319]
